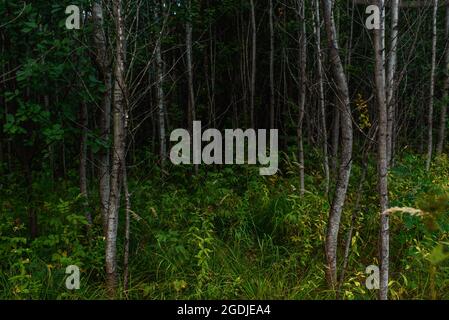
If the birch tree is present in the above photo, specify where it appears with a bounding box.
[297,0,306,197]
[93,1,112,234]
[373,0,390,300]
[322,0,353,289]
[106,0,127,297]
[386,0,399,166]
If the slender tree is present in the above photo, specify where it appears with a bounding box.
[123,163,131,294]
[373,0,390,300]
[426,0,438,171]
[93,1,112,234]
[386,0,399,166]
[154,1,166,166]
[322,0,353,290]
[313,0,330,196]
[297,0,307,197]
[185,0,198,175]
[106,0,127,297]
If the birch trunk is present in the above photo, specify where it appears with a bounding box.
[373,0,390,300]
[123,164,131,295]
[106,0,127,298]
[93,1,112,234]
[331,106,340,175]
[386,0,399,166]
[322,0,353,290]
[297,0,306,196]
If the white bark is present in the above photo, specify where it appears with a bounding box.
[373,0,390,300]
[93,1,112,234]
[297,0,307,197]
[386,0,399,165]
[322,0,353,289]
[123,164,131,294]
[106,0,127,298]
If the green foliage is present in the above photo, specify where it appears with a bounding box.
[0,0,448,301]
[0,154,447,299]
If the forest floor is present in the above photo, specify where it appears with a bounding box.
[0,151,448,299]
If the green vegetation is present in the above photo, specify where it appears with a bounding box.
[1,0,449,300]
[1,153,448,299]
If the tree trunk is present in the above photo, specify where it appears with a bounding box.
[297,0,307,197]
[437,3,449,154]
[313,0,330,196]
[426,0,438,171]
[123,164,131,296]
[204,21,216,128]
[386,0,399,166]
[331,106,340,175]
[322,0,354,290]
[186,5,195,124]
[238,13,249,126]
[93,1,112,235]
[338,156,368,298]
[154,2,166,166]
[186,0,198,174]
[106,0,127,298]
[373,0,390,300]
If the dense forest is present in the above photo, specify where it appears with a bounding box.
[1,0,449,300]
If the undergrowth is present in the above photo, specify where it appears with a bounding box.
[0,152,448,299]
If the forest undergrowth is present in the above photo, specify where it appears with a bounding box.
[1,150,448,300]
